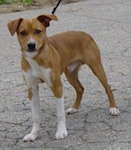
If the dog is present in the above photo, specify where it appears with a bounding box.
[7,14,119,141]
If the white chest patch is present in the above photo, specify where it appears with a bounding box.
[25,57,52,87]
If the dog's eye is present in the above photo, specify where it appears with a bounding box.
[35,29,41,34]
[20,31,26,36]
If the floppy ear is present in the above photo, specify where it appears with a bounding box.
[7,18,23,36]
[37,14,58,27]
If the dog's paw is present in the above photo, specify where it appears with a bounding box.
[55,128,68,140]
[23,132,38,142]
[109,107,119,116]
[66,108,78,114]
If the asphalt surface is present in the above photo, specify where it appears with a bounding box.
[0,0,131,149]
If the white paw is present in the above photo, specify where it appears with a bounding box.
[66,108,78,114]
[109,107,120,116]
[23,132,38,142]
[55,128,68,140]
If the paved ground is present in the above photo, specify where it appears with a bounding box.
[0,0,131,149]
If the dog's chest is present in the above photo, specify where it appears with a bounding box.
[25,57,51,86]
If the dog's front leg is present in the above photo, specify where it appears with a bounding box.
[55,96,68,139]
[23,86,40,142]
[51,82,68,139]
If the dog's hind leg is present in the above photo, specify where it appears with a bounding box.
[84,52,119,116]
[65,62,84,114]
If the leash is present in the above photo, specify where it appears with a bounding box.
[52,0,62,14]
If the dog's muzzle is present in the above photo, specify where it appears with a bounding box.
[27,42,36,52]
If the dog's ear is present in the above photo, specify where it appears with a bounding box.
[37,14,58,27]
[7,18,23,36]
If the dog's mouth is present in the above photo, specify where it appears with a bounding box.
[24,50,38,58]
[27,49,36,52]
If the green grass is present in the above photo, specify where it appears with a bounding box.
[0,0,8,4]
[0,0,34,5]
[22,0,34,4]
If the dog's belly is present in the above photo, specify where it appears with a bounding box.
[25,56,52,87]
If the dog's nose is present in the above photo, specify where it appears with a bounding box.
[27,42,36,52]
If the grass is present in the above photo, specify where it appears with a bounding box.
[0,0,7,4]
[0,0,34,5]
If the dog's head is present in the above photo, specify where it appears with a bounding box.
[7,14,58,58]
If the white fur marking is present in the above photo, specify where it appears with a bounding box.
[109,107,119,116]
[24,51,38,58]
[28,37,36,43]
[55,97,68,139]
[23,86,40,141]
[66,108,78,114]
[22,69,41,87]
[25,57,52,86]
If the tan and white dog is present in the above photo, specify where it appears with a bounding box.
[7,14,119,141]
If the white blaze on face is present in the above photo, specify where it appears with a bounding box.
[28,37,36,44]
